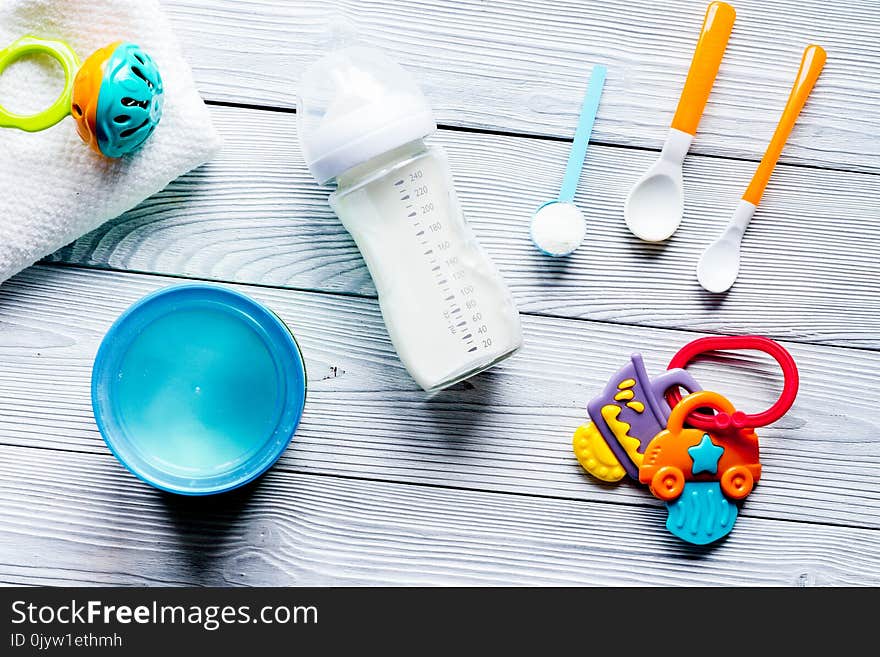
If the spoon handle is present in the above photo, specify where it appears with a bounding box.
[559,64,606,202]
[742,44,826,206]
[670,2,736,136]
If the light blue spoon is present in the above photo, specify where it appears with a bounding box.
[530,64,607,257]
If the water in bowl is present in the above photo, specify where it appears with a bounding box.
[113,305,282,477]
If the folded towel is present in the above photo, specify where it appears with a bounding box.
[0,0,221,284]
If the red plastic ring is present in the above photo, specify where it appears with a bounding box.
[665,335,799,431]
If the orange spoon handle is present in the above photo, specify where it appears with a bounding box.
[743,44,826,206]
[671,2,736,136]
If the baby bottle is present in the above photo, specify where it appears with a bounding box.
[298,47,522,391]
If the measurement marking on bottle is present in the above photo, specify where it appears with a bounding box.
[400,168,497,358]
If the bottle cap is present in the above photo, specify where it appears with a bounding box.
[297,46,436,184]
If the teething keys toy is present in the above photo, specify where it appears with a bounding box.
[573,335,799,545]
[0,36,163,157]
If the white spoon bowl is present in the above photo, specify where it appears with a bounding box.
[624,128,691,242]
[696,199,755,293]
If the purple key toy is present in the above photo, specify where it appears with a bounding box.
[573,354,700,481]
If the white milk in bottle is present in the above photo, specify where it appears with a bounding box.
[298,47,522,391]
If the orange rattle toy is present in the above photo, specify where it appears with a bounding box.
[0,36,163,157]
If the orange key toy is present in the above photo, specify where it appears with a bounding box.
[640,390,760,544]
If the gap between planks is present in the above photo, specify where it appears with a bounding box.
[46,104,880,350]
[10,403,878,535]
[42,258,880,357]
[201,98,875,180]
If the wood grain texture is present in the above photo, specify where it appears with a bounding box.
[1,444,878,586]
[162,0,880,172]
[49,105,880,348]
[1,265,878,529]
[1,0,877,589]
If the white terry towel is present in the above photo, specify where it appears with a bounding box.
[0,0,221,284]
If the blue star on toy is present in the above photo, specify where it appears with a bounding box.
[688,434,724,475]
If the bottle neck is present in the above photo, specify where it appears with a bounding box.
[335,140,428,188]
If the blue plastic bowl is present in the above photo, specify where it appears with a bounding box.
[91,285,306,495]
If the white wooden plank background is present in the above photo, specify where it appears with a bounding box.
[163,0,880,172]
[2,0,879,586]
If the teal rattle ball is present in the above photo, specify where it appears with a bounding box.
[72,41,164,157]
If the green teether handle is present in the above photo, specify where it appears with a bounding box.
[0,36,80,132]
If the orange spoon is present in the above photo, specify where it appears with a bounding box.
[697,44,827,293]
[625,1,736,242]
